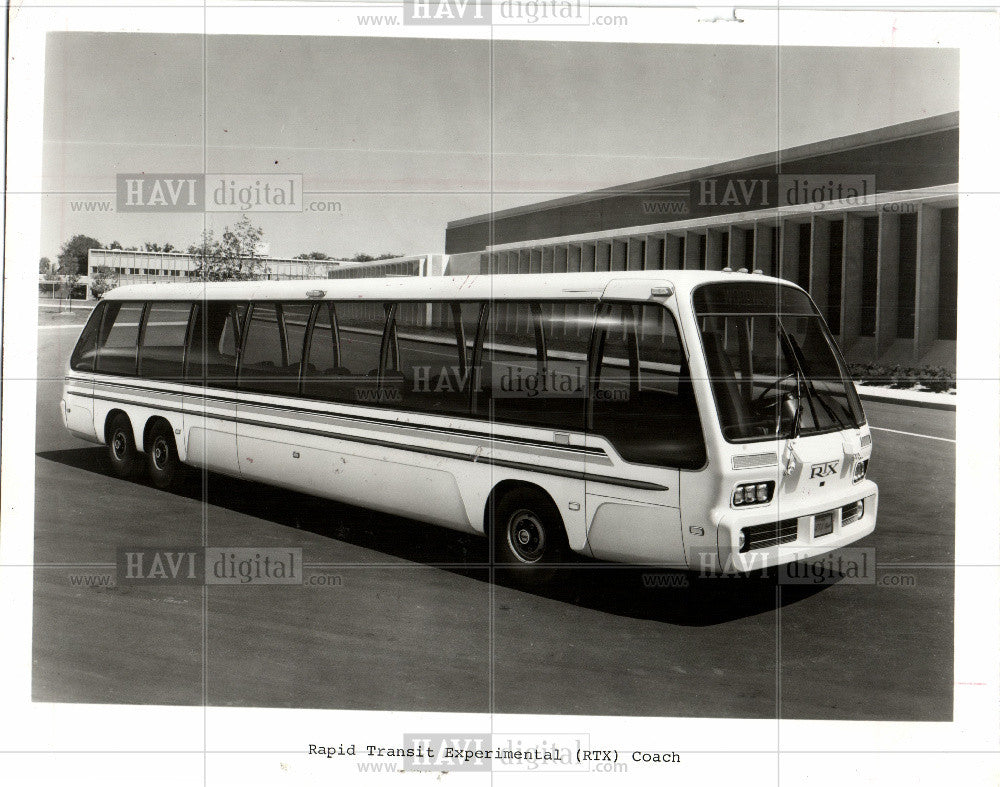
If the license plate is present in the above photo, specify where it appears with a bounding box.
[814,512,834,538]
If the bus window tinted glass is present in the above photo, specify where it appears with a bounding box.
[483,301,596,430]
[139,302,192,380]
[592,304,705,468]
[240,303,308,396]
[95,302,144,376]
[186,301,247,387]
[69,302,107,372]
[303,301,389,405]
[388,301,481,415]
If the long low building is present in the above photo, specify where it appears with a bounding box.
[86,250,448,298]
[444,113,959,369]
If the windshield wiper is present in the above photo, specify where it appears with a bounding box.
[784,331,848,432]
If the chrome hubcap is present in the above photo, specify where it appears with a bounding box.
[111,432,127,460]
[506,509,545,564]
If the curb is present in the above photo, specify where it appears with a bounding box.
[857,389,956,412]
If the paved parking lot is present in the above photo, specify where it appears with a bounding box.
[31,309,955,720]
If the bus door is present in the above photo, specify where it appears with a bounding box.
[584,280,687,567]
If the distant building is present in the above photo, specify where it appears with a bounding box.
[85,249,447,299]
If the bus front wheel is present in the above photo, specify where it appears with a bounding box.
[492,488,567,584]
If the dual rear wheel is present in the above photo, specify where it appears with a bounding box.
[106,414,182,490]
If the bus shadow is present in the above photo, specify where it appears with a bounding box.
[37,446,837,626]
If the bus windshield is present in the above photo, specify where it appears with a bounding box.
[693,281,865,443]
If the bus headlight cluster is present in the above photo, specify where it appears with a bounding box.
[732,481,775,506]
[853,459,868,483]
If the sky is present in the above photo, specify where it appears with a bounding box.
[41,33,959,261]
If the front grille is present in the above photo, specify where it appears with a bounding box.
[740,518,798,553]
[841,500,864,525]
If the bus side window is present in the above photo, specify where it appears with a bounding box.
[69,302,107,372]
[139,301,192,381]
[95,302,145,376]
[239,303,309,396]
[482,300,595,431]
[591,303,705,469]
[390,301,481,416]
[186,301,247,388]
[302,301,388,405]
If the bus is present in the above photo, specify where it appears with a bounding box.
[61,270,877,578]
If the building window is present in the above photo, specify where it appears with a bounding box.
[938,207,958,341]
[897,213,918,339]
[860,217,879,337]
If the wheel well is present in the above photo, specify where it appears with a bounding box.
[103,409,131,444]
[483,480,562,540]
[142,416,173,453]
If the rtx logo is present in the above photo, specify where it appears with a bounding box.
[809,461,839,479]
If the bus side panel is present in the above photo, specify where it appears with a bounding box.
[183,391,239,475]
[63,376,99,442]
[235,421,474,532]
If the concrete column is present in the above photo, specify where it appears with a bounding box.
[664,234,683,269]
[840,213,865,349]
[567,244,582,273]
[874,211,900,357]
[753,222,774,274]
[627,237,644,270]
[645,234,665,270]
[809,216,831,318]
[705,229,726,271]
[914,204,942,358]
[728,227,746,271]
[596,242,611,272]
[611,239,627,271]
[684,231,702,270]
[778,220,800,282]
[541,246,554,274]
[554,245,568,273]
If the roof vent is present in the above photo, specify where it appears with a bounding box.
[306,289,326,299]
[752,269,763,275]
[738,268,749,274]
[722,267,733,273]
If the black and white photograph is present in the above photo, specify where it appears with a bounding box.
[1,3,998,786]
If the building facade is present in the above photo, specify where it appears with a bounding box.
[444,113,959,369]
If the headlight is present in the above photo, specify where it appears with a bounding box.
[732,481,775,506]
[853,459,868,483]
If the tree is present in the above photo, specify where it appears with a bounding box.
[294,251,331,260]
[345,252,402,262]
[189,216,269,282]
[89,265,119,300]
[57,234,103,277]
[39,257,52,274]
[107,240,124,250]
[143,242,177,253]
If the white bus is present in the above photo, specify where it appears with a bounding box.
[61,270,877,578]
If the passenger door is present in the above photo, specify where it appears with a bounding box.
[585,284,692,566]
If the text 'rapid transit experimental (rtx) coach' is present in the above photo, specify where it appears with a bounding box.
[61,270,877,580]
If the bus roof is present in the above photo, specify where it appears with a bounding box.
[104,270,797,302]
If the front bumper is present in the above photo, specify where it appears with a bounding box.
[709,480,878,574]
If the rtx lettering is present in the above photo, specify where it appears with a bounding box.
[809,461,839,479]
[699,178,771,207]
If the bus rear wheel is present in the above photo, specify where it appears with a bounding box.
[147,421,182,490]
[106,413,141,479]
[492,488,567,584]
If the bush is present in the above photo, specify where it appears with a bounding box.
[847,362,955,393]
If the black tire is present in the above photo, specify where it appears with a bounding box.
[492,488,568,584]
[106,413,142,479]
[146,421,183,490]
